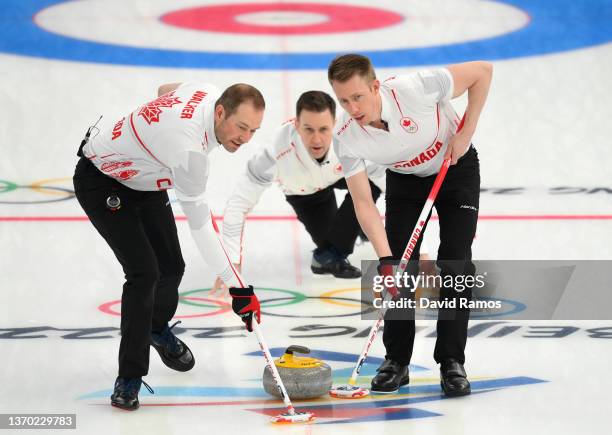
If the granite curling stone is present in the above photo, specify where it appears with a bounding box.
[263,345,332,399]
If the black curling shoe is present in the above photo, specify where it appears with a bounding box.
[151,321,195,372]
[371,359,410,393]
[110,377,154,411]
[440,359,471,397]
[311,247,361,279]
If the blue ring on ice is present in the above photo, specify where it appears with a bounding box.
[1,0,611,69]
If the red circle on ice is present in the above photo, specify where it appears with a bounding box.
[98,297,231,319]
[160,3,404,35]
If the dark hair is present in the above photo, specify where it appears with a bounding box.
[327,53,376,84]
[296,91,336,118]
[215,83,265,117]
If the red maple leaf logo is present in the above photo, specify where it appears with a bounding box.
[400,117,418,133]
[109,169,139,180]
[138,92,183,124]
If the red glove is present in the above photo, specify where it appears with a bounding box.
[377,256,400,299]
[229,285,261,332]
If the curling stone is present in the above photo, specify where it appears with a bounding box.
[263,345,332,399]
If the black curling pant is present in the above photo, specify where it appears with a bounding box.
[285,178,381,257]
[383,147,480,365]
[73,158,185,377]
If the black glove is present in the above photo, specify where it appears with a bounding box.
[229,285,261,332]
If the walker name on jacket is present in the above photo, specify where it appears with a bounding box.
[181,91,207,119]
[393,141,443,169]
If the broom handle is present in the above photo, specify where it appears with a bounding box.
[209,213,297,415]
[252,321,296,415]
